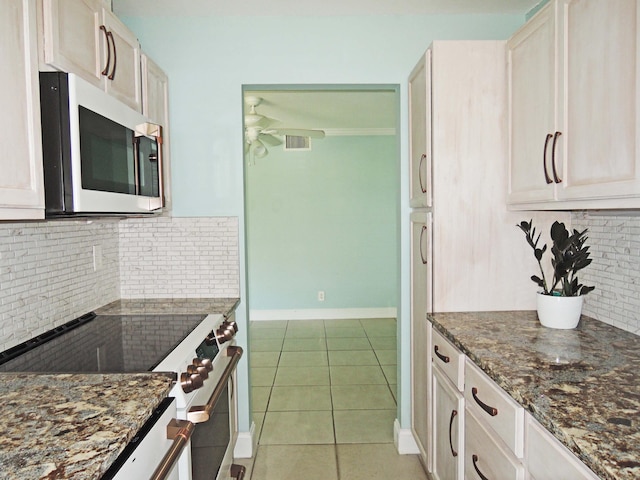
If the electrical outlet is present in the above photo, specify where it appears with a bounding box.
[93,245,103,272]
[318,291,325,302]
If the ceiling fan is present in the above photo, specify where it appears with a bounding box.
[244,95,325,159]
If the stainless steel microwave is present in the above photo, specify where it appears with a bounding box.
[39,72,164,216]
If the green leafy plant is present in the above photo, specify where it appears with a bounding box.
[517,220,595,297]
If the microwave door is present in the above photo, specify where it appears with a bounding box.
[136,136,160,198]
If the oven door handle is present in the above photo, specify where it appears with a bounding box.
[150,419,195,480]
[187,346,243,424]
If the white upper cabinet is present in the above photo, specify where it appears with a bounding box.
[507,4,557,204]
[39,0,142,111]
[408,50,432,208]
[0,0,45,219]
[508,0,640,209]
[141,53,172,212]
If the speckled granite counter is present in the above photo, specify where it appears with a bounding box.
[430,311,640,480]
[95,297,240,317]
[0,372,173,479]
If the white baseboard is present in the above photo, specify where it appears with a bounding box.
[233,423,255,459]
[394,419,420,454]
[249,307,397,321]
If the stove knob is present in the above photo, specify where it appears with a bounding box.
[180,372,204,393]
[215,326,234,343]
[224,320,239,334]
[187,363,208,380]
[193,358,213,371]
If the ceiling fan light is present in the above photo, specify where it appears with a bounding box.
[251,139,268,158]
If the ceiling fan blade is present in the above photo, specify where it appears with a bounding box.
[259,134,282,146]
[266,128,325,139]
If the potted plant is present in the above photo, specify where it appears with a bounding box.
[517,220,595,329]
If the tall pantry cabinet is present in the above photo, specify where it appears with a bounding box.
[408,41,561,476]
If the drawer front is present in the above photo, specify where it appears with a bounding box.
[465,360,524,458]
[526,415,600,480]
[465,408,525,480]
[432,329,464,391]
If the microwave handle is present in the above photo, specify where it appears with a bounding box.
[132,135,141,195]
[135,123,164,207]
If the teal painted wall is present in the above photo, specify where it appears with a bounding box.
[246,135,398,310]
[117,8,526,439]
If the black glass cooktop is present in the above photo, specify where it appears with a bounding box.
[0,312,207,373]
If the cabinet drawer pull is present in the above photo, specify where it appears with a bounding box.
[434,345,450,363]
[418,153,427,193]
[107,31,117,80]
[449,409,458,457]
[99,25,111,76]
[542,133,553,184]
[551,131,562,183]
[419,225,428,265]
[472,387,498,416]
[472,454,489,480]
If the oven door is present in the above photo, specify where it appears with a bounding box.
[186,346,244,480]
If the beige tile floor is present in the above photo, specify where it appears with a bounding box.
[235,318,429,480]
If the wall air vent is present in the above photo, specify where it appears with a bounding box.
[284,135,311,151]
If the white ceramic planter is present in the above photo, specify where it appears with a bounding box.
[536,292,584,329]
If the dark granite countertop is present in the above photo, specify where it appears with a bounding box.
[95,297,240,317]
[0,297,240,479]
[430,311,640,480]
[0,372,173,479]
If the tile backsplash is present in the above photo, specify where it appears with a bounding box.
[118,216,240,298]
[0,220,120,351]
[0,216,240,351]
[572,212,640,335]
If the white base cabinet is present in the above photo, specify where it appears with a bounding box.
[425,327,601,480]
[432,367,464,480]
[0,0,45,220]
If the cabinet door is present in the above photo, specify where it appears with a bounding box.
[558,0,640,200]
[141,54,171,211]
[0,0,45,219]
[40,0,104,87]
[410,212,432,468]
[102,8,141,111]
[408,50,431,208]
[432,368,464,480]
[507,3,557,204]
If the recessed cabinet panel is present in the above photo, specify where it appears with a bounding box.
[526,414,600,480]
[0,0,44,219]
[410,212,432,468]
[561,0,640,199]
[431,329,464,391]
[432,367,464,480]
[507,3,556,204]
[465,360,524,458]
[465,408,525,480]
[409,50,431,208]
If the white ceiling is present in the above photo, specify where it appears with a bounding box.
[244,89,398,133]
[114,0,542,17]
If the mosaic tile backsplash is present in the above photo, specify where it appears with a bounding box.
[572,212,640,335]
[0,216,240,351]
